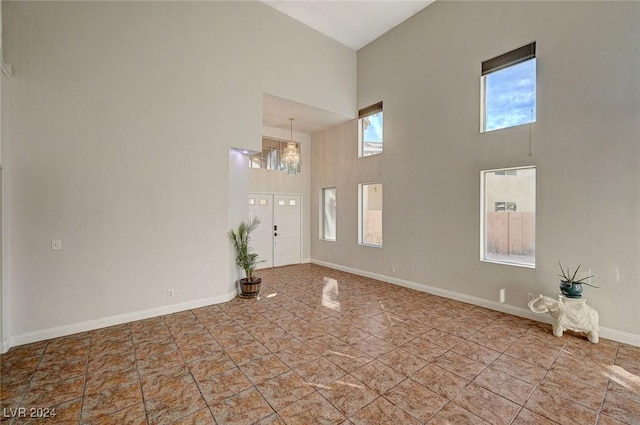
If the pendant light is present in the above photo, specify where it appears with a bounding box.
[284,118,300,176]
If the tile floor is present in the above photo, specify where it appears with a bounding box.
[1,264,639,425]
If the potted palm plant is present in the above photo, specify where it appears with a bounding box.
[558,262,598,298]
[228,217,265,298]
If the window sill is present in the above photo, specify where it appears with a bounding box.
[481,258,535,269]
[359,243,383,249]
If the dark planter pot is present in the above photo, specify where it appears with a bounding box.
[239,277,261,299]
[560,281,583,298]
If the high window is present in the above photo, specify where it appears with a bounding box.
[359,183,383,247]
[358,102,383,157]
[481,166,536,267]
[321,187,336,241]
[481,42,536,132]
[250,137,301,173]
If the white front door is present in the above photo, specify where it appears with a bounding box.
[249,194,273,269]
[274,194,301,267]
[249,193,301,268]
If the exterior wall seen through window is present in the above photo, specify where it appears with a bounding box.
[359,183,383,247]
[482,167,535,267]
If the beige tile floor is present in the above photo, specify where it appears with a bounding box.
[1,264,639,425]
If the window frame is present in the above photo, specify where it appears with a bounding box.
[358,182,383,248]
[320,187,337,242]
[358,102,383,158]
[480,165,536,268]
[481,42,536,133]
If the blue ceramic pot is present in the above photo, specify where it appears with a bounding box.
[560,281,583,298]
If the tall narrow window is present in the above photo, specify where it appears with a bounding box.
[481,42,536,132]
[359,183,383,247]
[358,102,383,157]
[321,187,336,241]
[481,166,536,267]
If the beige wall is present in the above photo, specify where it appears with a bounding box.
[312,2,640,337]
[1,1,356,345]
[312,120,383,264]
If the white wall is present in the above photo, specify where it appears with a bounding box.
[1,1,355,347]
[312,2,640,339]
[249,125,311,262]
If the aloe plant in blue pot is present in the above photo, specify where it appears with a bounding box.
[558,262,598,298]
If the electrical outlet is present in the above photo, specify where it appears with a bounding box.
[391,265,396,273]
[326,253,330,259]
[51,239,62,250]
[167,289,175,298]
[499,288,506,303]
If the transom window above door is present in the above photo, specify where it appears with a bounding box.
[250,137,301,173]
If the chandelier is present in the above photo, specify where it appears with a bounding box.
[284,118,300,176]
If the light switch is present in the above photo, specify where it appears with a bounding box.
[51,239,62,250]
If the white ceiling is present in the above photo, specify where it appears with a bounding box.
[262,1,435,136]
[263,0,435,51]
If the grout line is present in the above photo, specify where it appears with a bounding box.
[9,342,48,425]
[595,343,620,424]
[512,335,575,425]
[164,314,209,423]
[77,333,93,425]
[130,324,151,425]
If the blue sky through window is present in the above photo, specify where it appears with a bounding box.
[485,58,536,132]
[364,112,383,143]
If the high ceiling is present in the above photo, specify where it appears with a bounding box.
[263,0,434,50]
[262,1,435,135]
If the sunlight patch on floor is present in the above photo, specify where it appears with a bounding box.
[608,365,640,391]
[322,277,340,312]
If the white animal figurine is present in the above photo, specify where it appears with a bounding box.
[528,295,599,343]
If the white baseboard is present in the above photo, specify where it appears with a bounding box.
[311,259,640,347]
[1,290,237,354]
[301,257,311,264]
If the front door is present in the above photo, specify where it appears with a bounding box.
[273,194,301,267]
[249,193,301,268]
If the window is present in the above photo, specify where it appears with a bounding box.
[481,166,535,267]
[321,188,336,241]
[481,42,536,132]
[359,183,382,247]
[358,102,383,157]
[250,137,301,173]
